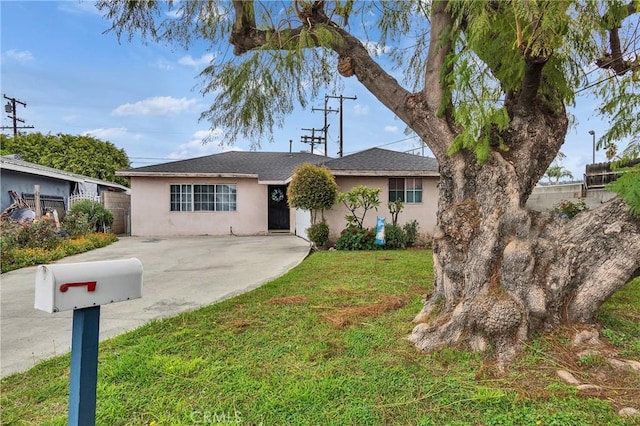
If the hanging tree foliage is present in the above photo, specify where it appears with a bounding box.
[98,0,640,366]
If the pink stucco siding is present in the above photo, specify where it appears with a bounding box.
[323,176,439,241]
[128,175,439,238]
[130,176,269,237]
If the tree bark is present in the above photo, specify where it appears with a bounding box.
[225,0,640,367]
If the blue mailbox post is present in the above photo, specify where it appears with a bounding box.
[35,258,143,426]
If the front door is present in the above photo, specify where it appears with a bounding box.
[268,185,290,231]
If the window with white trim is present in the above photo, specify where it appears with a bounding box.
[170,184,237,212]
[388,178,422,203]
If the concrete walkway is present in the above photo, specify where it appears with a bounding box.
[0,235,310,377]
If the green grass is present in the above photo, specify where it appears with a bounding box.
[2,250,639,425]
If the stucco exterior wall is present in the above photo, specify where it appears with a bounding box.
[323,176,439,241]
[129,177,268,237]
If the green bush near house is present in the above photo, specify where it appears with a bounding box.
[61,211,92,237]
[307,221,330,248]
[68,200,114,232]
[336,225,377,250]
[384,223,407,249]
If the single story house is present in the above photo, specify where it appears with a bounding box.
[1,155,130,221]
[116,148,440,240]
[0,155,130,234]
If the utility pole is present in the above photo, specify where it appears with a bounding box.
[312,96,338,157]
[327,94,356,157]
[2,94,34,138]
[300,127,325,154]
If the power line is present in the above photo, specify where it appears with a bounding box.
[326,94,357,157]
[575,62,640,94]
[1,94,35,137]
[311,97,338,157]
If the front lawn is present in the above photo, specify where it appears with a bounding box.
[2,250,639,425]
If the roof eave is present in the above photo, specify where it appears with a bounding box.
[3,160,129,190]
[118,171,259,179]
[329,170,440,177]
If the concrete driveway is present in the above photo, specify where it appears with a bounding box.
[0,235,310,378]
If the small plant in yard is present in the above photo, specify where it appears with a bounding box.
[551,199,588,219]
[388,199,404,226]
[402,220,419,248]
[336,225,377,250]
[337,185,381,229]
[384,223,407,249]
[306,221,330,248]
[2,219,62,251]
[62,211,92,237]
[68,200,114,232]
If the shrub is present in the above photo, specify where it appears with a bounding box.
[551,199,588,219]
[336,225,377,251]
[307,221,330,248]
[0,221,19,253]
[384,223,407,249]
[388,199,404,226]
[69,200,113,232]
[1,232,118,273]
[337,186,381,229]
[2,219,62,251]
[287,164,338,224]
[402,220,420,248]
[62,211,92,237]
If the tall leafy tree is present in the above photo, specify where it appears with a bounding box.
[98,0,640,366]
[1,133,130,186]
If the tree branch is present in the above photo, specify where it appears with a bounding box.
[553,198,640,322]
[596,1,638,75]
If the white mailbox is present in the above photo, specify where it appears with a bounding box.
[35,258,143,313]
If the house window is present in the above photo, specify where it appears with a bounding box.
[170,184,236,212]
[388,178,422,204]
[171,184,192,212]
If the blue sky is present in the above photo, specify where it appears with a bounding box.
[1,1,612,177]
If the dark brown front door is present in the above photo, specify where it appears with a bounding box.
[268,185,289,230]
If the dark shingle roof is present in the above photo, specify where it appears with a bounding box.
[323,148,438,174]
[118,151,327,182]
[117,147,439,181]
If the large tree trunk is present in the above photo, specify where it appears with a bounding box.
[222,0,640,367]
[409,114,640,367]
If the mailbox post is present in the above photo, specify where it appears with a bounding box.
[35,258,143,426]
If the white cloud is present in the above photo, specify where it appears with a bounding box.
[178,53,215,68]
[166,9,183,19]
[364,41,390,57]
[58,2,101,15]
[384,125,399,133]
[6,49,34,61]
[111,96,200,116]
[152,59,173,70]
[353,104,370,117]
[82,127,131,140]
[167,128,234,159]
